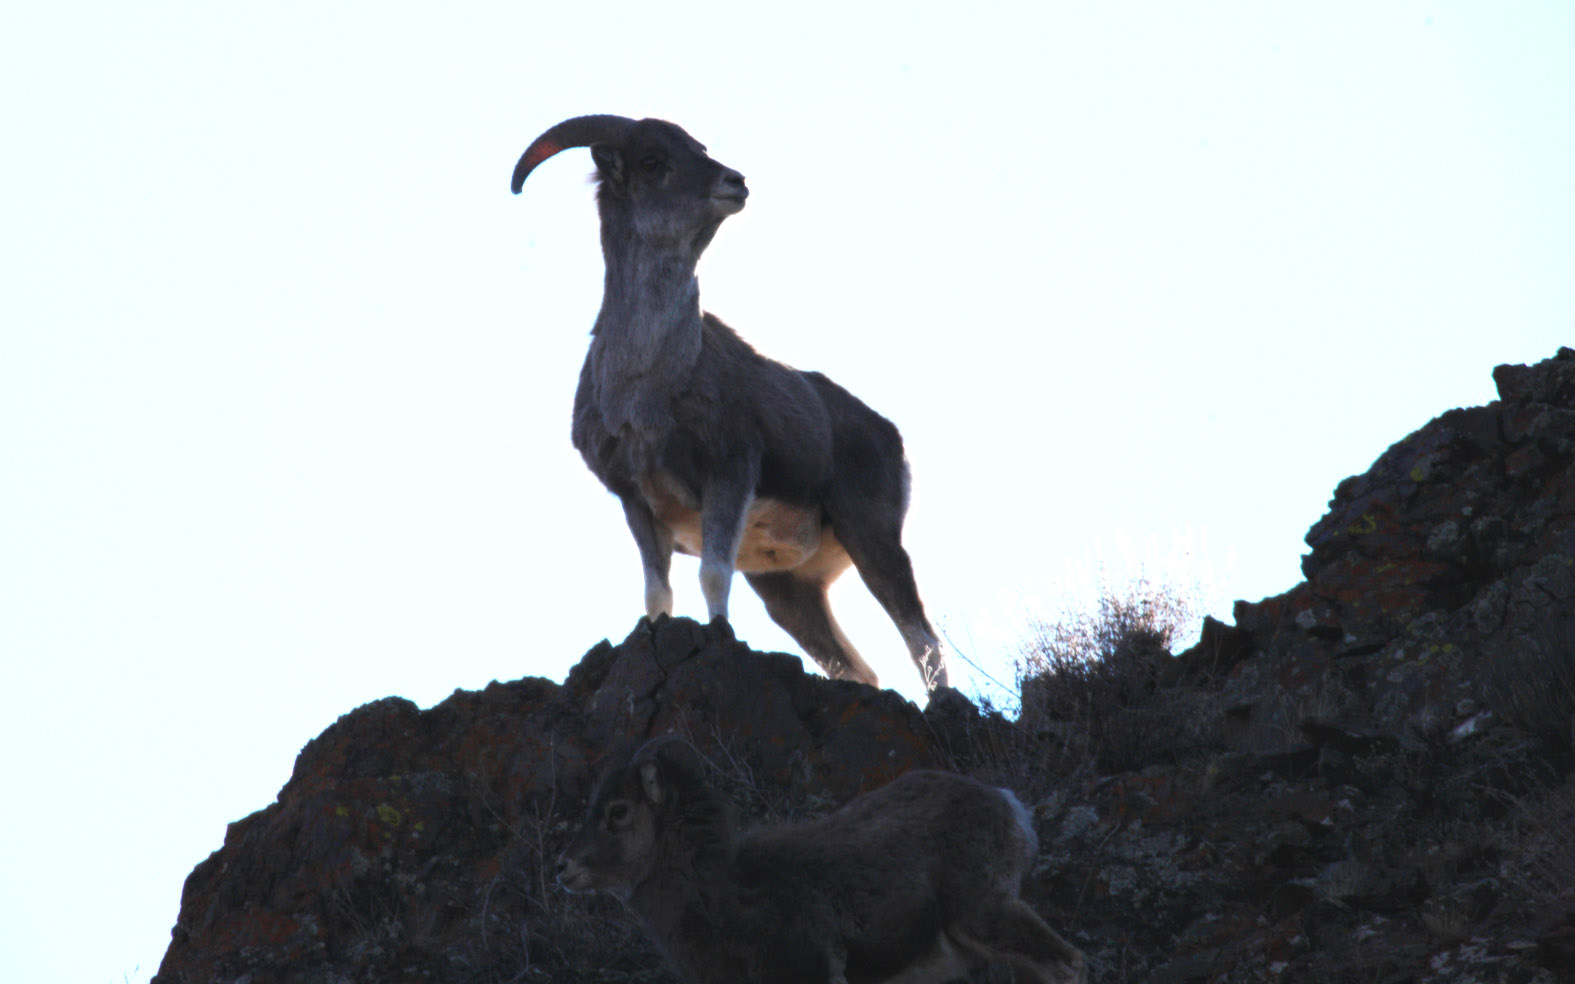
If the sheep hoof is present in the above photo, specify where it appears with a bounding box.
[707,615,736,644]
[639,613,673,636]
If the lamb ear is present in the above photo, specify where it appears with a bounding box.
[639,760,666,805]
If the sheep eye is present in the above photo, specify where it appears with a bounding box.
[639,156,664,172]
[607,803,630,824]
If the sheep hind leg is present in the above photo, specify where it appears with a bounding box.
[743,571,879,686]
[837,530,948,690]
[949,900,1086,984]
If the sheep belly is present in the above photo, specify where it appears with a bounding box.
[640,473,826,572]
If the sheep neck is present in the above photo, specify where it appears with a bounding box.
[628,817,742,965]
[590,237,705,440]
[629,856,743,976]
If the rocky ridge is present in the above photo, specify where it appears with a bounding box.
[154,349,1575,983]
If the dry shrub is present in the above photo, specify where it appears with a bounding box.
[1485,627,1575,772]
[1015,575,1220,776]
[1515,775,1575,919]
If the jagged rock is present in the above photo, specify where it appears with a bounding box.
[1213,348,1575,760]
[152,619,938,984]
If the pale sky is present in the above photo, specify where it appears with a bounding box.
[3,3,1572,982]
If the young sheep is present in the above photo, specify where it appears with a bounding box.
[557,736,1087,984]
[512,114,948,692]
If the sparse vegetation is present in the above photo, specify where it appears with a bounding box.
[1011,574,1222,777]
[1512,774,1575,924]
[1484,618,1575,771]
[1017,573,1199,683]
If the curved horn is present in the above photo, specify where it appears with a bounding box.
[511,114,637,194]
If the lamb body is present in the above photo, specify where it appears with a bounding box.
[557,737,1087,984]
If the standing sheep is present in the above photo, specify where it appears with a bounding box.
[512,114,948,692]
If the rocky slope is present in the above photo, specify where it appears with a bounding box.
[153,349,1575,984]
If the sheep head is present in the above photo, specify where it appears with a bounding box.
[513,115,748,248]
[556,737,733,901]
[556,755,661,900]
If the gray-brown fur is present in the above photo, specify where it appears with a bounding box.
[512,115,948,692]
[556,737,1087,984]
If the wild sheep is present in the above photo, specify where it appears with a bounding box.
[556,736,1087,984]
[512,114,948,692]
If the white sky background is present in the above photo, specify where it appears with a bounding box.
[2,2,1572,981]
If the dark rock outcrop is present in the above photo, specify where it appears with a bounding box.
[1037,348,1575,984]
[153,617,943,984]
[154,350,1575,984]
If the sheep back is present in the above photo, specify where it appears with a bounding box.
[572,313,907,515]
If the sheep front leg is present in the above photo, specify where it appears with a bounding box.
[621,496,675,619]
[697,476,755,622]
[826,948,849,984]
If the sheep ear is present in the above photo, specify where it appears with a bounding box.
[590,144,625,187]
[639,760,666,804]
